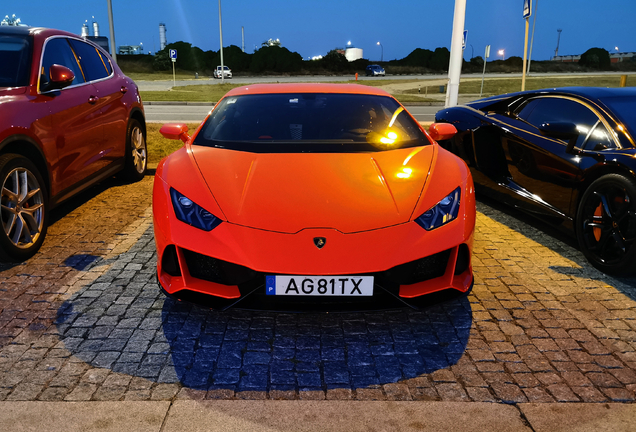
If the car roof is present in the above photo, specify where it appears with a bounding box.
[470,86,636,107]
[223,83,392,97]
[0,26,84,41]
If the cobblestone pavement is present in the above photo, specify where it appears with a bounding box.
[1,175,636,403]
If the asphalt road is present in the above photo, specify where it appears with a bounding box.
[137,74,449,91]
[136,71,631,92]
[144,104,442,124]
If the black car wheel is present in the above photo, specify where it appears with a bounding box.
[576,174,636,275]
[0,154,48,262]
[121,119,147,182]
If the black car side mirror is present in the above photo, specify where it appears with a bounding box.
[539,122,579,153]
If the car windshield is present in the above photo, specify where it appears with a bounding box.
[0,33,32,88]
[193,93,427,153]
[599,96,636,138]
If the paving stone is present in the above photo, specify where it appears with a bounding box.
[546,384,579,402]
[2,181,636,404]
[490,383,528,403]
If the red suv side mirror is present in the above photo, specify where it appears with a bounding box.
[42,64,75,91]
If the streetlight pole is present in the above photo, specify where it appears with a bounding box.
[555,28,562,58]
[376,41,383,62]
[218,0,224,82]
[106,0,117,62]
[445,0,467,108]
[527,0,538,74]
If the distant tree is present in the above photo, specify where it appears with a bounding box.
[580,47,611,70]
[470,56,484,67]
[399,48,434,67]
[504,56,523,68]
[211,45,251,72]
[320,50,349,72]
[250,45,302,73]
[153,48,171,71]
[429,47,450,71]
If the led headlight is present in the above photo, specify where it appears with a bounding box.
[170,188,222,231]
[415,187,461,231]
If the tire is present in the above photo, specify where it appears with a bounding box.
[0,154,48,262]
[121,119,147,182]
[576,174,636,275]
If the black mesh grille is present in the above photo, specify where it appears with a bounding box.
[380,249,451,285]
[182,249,259,286]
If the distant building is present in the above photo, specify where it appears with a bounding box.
[552,52,635,63]
[345,47,363,62]
[88,36,110,54]
[119,45,144,55]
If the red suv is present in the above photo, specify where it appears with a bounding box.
[0,26,147,261]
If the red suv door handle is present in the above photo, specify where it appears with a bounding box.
[88,96,99,104]
[120,86,128,94]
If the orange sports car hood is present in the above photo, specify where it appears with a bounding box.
[190,145,436,233]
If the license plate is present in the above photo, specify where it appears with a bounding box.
[266,275,374,296]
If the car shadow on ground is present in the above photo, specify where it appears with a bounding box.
[54,238,472,393]
[476,196,636,295]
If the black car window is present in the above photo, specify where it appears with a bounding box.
[517,97,600,148]
[581,121,616,151]
[194,93,427,153]
[599,95,636,141]
[68,39,110,81]
[41,37,84,87]
[515,99,539,120]
[0,33,32,88]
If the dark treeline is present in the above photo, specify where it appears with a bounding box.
[117,43,636,76]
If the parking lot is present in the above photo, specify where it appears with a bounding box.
[0,173,635,404]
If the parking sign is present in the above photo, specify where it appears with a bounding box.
[169,49,177,60]
[523,0,532,18]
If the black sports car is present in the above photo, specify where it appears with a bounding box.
[435,87,636,275]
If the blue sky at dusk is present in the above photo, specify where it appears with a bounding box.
[3,0,634,62]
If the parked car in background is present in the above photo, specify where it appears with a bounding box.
[435,87,636,275]
[213,65,232,79]
[365,64,385,76]
[0,26,147,261]
[153,83,475,310]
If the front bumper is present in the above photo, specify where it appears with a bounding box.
[153,175,475,308]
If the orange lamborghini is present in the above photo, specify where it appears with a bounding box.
[153,84,475,309]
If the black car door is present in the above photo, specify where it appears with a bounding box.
[489,96,601,220]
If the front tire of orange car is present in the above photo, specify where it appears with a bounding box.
[121,119,147,182]
[0,154,49,262]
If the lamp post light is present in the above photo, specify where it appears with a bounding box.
[498,49,505,60]
[376,41,383,62]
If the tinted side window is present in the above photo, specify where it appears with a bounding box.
[97,50,112,75]
[0,33,32,87]
[582,122,616,151]
[41,37,84,87]
[68,39,109,81]
[517,97,600,148]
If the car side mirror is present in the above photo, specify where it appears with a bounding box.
[160,123,190,143]
[428,123,457,141]
[539,122,579,153]
[42,64,75,92]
